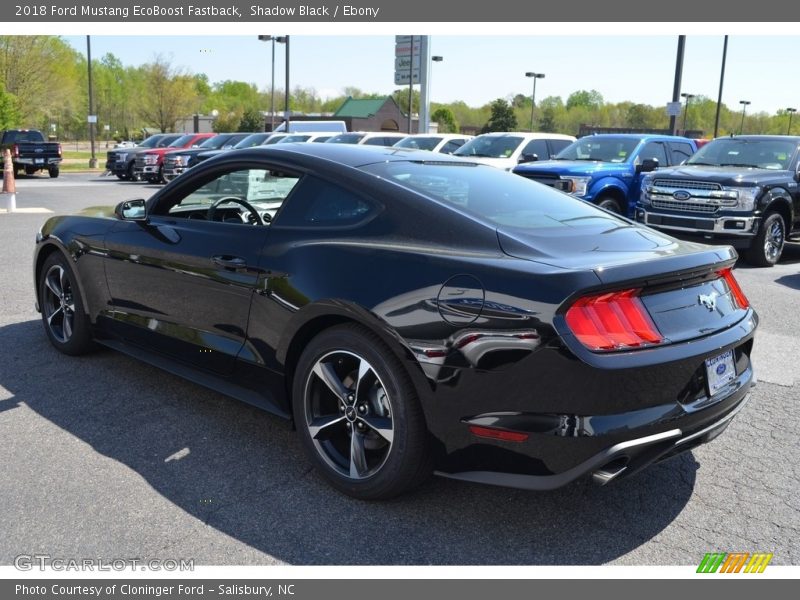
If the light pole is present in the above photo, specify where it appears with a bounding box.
[258,35,287,131]
[739,100,751,134]
[86,36,97,168]
[525,72,545,132]
[787,108,797,135]
[430,55,443,132]
[680,93,695,134]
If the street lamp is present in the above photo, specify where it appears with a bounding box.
[739,100,751,134]
[258,35,287,131]
[680,93,695,134]
[787,107,797,135]
[429,55,443,132]
[525,72,545,132]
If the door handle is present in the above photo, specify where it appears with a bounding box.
[212,255,247,269]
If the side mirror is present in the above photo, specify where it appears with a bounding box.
[795,163,800,182]
[637,158,659,173]
[518,153,539,164]
[115,199,147,221]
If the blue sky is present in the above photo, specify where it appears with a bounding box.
[64,35,799,114]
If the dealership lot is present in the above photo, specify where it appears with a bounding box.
[0,173,798,565]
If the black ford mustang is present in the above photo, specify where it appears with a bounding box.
[33,144,757,499]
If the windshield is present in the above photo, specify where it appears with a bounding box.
[195,135,232,149]
[263,134,289,145]
[138,135,163,148]
[360,161,619,231]
[686,138,797,169]
[554,137,640,163]
[326,133,366,144]
[156,135,181,148]
[394,137,442,151]
[169,134,197,148]
[234,133,270,148]
[454,136,524,159]
[280,135,312,143]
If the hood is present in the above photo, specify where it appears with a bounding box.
[652,164,792,186]
[197,149,226,159]
[77,205,117,219]
[515,159,627,177]
[496,215,736,285]
[461,156,517,170]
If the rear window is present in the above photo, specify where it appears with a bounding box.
[360,161,616,231]
[3,130,45,143]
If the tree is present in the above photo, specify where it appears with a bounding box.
[138,55,198,132]
[482,99,517,133]
[566,89,604,111]
[0,82,20,130]
[239,109,264,132]
[213,110,242,133]
[431,107,458,133]
[392,88,421,115]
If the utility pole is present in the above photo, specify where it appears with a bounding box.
[713,35,728,138]
[87,36,97,168]
[668,35,686,136]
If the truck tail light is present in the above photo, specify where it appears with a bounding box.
[12,144,19,157]
[57,143,62,157]
[565,288,663,351]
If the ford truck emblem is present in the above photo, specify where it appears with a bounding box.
[673,190,691,201]
[698,293,717,311]
[34,148,43,153]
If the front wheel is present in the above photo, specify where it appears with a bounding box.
[38,253,94,355]
[746,212,785,267]
[292,324,432,500]
[596,196,622,214]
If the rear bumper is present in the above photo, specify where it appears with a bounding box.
[15,157,60,167]
[438,373,752,490]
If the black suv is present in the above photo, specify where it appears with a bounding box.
[637,135,800,266]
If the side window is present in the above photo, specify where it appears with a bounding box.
[162,168,300,224]
[669,142,694,164]
[275,176,378,227]
[440,140,465,154]
[640,142,669,167]
[521,139,549,160]
[549,139,572,156]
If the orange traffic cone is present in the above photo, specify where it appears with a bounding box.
[2,148,16,212]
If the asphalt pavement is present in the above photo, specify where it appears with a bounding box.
[0,173,798,565]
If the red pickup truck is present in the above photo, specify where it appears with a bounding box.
[133,133,214,183]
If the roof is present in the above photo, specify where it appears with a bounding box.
[477,132,576,141]
[333,96,395,118]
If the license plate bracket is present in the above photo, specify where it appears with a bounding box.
[705,349,736,396]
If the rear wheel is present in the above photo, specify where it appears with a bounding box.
[38,253,94,355]
[597,196,622,214]
[746,212,785,267]
[292,324,432,500]
[48,166,59,178]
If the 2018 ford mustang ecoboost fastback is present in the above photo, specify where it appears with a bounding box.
[33,143,757,499]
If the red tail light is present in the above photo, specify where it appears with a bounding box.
[565,288,663,351]
[718,268,749,309]
[468,425,529,443]
[12,144,19,157]
[57,143,62,157]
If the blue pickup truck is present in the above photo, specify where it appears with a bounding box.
[513,134,698,216]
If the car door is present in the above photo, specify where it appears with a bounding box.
[103,164,301,376]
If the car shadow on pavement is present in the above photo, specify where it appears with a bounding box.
[0,319,697,565]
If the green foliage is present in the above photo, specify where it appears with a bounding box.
[483,99,517,133]
[392,88,420,115]
[0,82,20,130]
[566,89,604,111]
[138,55,199,132]
[431,107,458,133]
[239,109,264,132]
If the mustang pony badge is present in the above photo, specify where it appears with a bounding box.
[698,293,717,311]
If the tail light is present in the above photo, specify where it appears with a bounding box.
[12,144,19,157]
[718,268,749,309]
[57,143,62,157]
[565,288,663,351]
[468,425,529,443]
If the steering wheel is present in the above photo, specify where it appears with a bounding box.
[206,196,264,226]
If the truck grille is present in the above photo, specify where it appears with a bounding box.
[652,179,722,191]
[651,199,718,214]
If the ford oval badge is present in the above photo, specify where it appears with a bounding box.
[673,190,691,201]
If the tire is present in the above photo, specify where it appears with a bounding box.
[597,196,623,214]
[157,165,165,184]
[116,173,128,181]
[292,323,432,500]
[48,166,59,178]
[746,212,785,267]
[38,252,94,355]
[126,162,140,182]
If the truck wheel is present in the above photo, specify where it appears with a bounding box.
[157,165,165,184]
[126,162,140,182]
[597,197,623,214]
[48,166,59,178]
[116,173,128,181]
[746,212,785,267]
